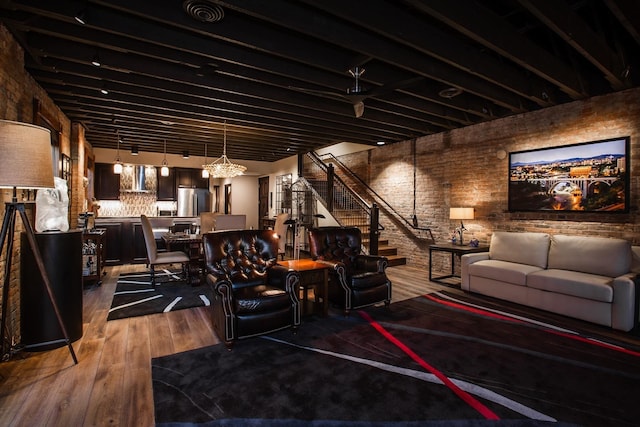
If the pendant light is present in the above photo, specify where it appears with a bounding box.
[202,143,210,178]
[203,121,247,178]
[160,139,169,177]
[113,131,123,174]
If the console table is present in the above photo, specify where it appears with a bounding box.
[429,242,489,285]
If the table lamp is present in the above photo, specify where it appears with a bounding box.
[0,120,77,364]
[449,207,474,246]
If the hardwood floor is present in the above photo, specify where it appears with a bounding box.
[3,263,636,426]
[0,263,439,427]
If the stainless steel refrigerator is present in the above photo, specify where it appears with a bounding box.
[177,187,211,217]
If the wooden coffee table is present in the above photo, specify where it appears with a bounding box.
[278,259,330,317]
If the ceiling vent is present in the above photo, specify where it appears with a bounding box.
[183,1,224,23]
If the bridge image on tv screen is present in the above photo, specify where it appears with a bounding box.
[508,137,629,213]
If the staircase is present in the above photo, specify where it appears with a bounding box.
[303,153,411,267]
[377,237,406,267]
[330,208,406,266]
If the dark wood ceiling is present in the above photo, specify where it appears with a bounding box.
[1,0,639,162]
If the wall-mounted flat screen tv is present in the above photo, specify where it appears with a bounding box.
[508,137,630,213]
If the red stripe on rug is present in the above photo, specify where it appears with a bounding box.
[359,310,500,420]
[424,294,523,323]
[424,294,640,358]
[545,329,640,357]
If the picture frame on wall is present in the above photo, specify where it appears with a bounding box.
[508,137,630,213]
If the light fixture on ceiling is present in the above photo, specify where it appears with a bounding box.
[161,139,170,177]
[183,150,189,159]
[74,9,86,25]
[203,121,247,178]
[100,83,108,95]
[131,145,139,156]
[438,87,462,99]
[376,140,386,146]
[91,51,101,67]
[202,143,209,178]
[113,132,123,174]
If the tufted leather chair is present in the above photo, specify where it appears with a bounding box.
[308,227,392,315]
[202,229,300,349]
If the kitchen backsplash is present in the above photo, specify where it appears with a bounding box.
[95,165,177,217]
[97,194,176,217]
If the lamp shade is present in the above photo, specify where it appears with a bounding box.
[449,207,474,220]
[0,120,54,189]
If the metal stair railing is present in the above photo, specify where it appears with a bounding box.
[313,151,434,241]
[304,152,383,254]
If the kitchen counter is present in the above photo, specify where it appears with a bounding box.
[95,216,199,265]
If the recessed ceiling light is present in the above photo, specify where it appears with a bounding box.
[376,141,385,146]
[74,9,86,25]
[91,52,101,67]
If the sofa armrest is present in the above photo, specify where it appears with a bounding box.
[611,273,637,332]
[460,252,490,291]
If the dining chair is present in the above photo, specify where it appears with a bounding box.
[140,215,190,287]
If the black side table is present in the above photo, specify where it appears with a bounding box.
[21,230,83,350]
[429,242,489,285]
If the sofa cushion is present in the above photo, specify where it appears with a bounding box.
[489,231,550,269]
[548,235,631,277]
[527,269,614,303]
[468,259,544,286]
[234,284,291,314]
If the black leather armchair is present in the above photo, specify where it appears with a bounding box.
[308,227,392,315]
[202,229,300,349]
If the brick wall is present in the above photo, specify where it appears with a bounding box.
[0,24,88,345]
[334,87,640,271]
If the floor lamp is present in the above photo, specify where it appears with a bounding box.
[0,120,78,364]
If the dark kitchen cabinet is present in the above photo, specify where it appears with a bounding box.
[96,217,180,266]
[157,167,176,200]
[100,221,124,265]
[95,163,120,200]
[175,168,209,189]
[193,171,209,189]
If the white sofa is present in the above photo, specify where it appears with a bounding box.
[461,231,638,331]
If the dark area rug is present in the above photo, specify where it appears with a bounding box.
[152,293,640,426]
[107,270,212,321]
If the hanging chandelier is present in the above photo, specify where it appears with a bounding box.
[203,121,246,178]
